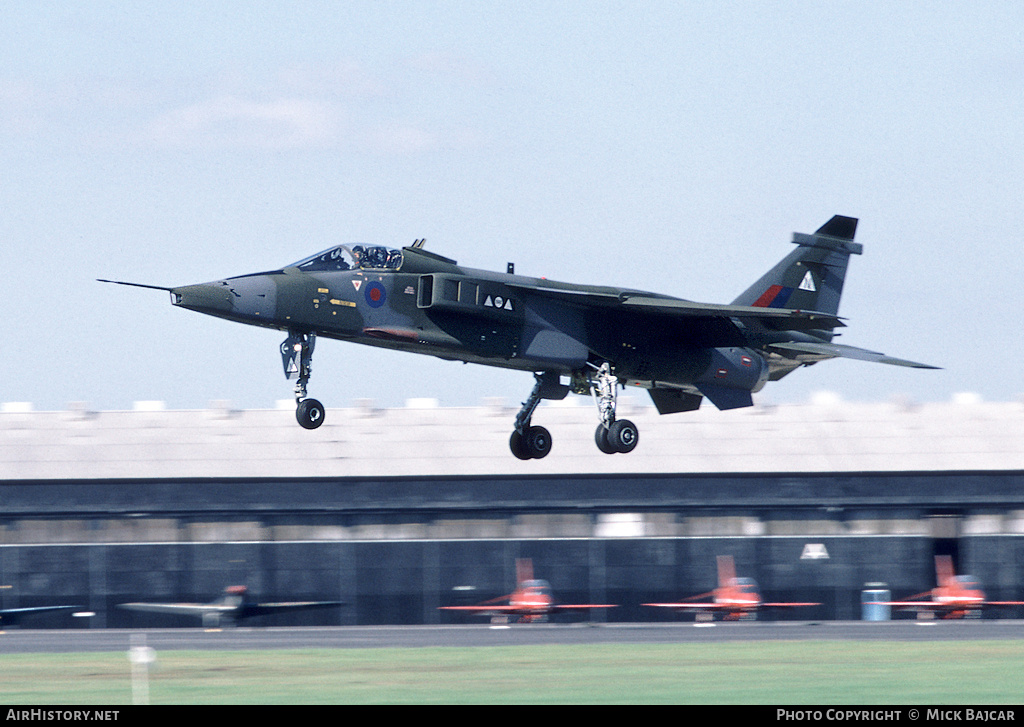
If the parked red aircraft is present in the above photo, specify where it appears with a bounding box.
[643,555,820,622]
[439,559,617,623]
[874,556,1024,620]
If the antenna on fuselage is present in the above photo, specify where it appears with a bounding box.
[411,238,427,249]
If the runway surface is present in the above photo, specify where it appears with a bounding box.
[2,621,1024,654]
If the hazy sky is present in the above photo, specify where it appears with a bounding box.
[3,2,1022,412]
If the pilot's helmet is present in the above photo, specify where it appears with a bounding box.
[366,247,387,267]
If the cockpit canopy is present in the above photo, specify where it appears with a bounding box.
[952,576,980,590]
[521,579,553,597]
[732,577,760,595]
[289,244,403,273]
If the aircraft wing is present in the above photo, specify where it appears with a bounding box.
[642,602,736,610]
[767,342,939,369]
[117,602,233,616]
[512,284,845,333]
[0,605,83,624]
[243,600,346,617]
[1,605,81,616]
[760,602,822,607]
[617,296,846,332]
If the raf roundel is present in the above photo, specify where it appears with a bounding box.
[364,281,387,308]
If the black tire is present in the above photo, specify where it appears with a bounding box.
[607,419,639,453]
[524,425,552,459]
[296,398,325,429]
[595,424,618,454]
[509,430,532,460]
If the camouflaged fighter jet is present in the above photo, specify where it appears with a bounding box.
[100,215,936,459]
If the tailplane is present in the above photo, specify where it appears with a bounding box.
[732,215,862,319]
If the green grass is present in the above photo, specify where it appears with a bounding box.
[2,642,1024,704]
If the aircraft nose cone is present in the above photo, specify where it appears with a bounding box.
[170,282,234,315]
[171,276,277,323]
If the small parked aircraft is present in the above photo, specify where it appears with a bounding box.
[118,585,345,627]
[873,556,1024,619]
[643,555,820,622]
[439,559,616,623]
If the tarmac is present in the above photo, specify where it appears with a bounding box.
[2,620,1023,653]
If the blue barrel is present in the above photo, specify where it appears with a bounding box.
[861,587,891,621]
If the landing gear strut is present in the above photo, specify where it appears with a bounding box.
[509,372,567,460]
[589,362,638,454]
[282,331,325,429]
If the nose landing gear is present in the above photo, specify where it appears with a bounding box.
[282,331,325,430]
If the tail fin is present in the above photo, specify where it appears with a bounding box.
[935,555,955,587]
[732,215,862,320]
[717,555,737,587]
[516,558,534,585]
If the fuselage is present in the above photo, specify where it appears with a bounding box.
[170,243,778,392]
[931,576,985,618]
[715,578,762,620]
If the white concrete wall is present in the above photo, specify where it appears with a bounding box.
[2,395,1022,479]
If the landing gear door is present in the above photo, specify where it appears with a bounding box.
[280,332,315,381]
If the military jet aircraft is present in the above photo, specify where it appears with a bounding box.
[117,585,346,628]
[101,215,936,458]
[643,555,820,622]
[871,556,1024,620]
[439,558,616,623]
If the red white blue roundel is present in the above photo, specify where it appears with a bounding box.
[364,281,386,308]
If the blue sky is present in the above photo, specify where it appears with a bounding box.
[3,2,1022,411]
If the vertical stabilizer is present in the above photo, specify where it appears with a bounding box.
[516,558,534,585]
[732,215,862,320]
[935,555,955,587]
[717,555,737,587]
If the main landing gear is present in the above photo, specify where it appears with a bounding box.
[508,364,639,459]
[509,372,564,460]
[590,362,638,455]
[282,331,325,430]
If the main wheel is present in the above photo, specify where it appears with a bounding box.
[607,419,639,453]
[296,398,325,429]
[509,430,531,460]
[595,424,618,454]
[510,426,552,459]
[523,425,552,459]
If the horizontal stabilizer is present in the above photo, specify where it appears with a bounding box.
[815,215,859,240]
[769,341,939,369]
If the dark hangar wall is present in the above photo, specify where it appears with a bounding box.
[3,470,1024,627]
[3,535,1024,627]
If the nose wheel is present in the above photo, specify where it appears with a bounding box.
[282,331,325,430]
[296,398,325,430]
